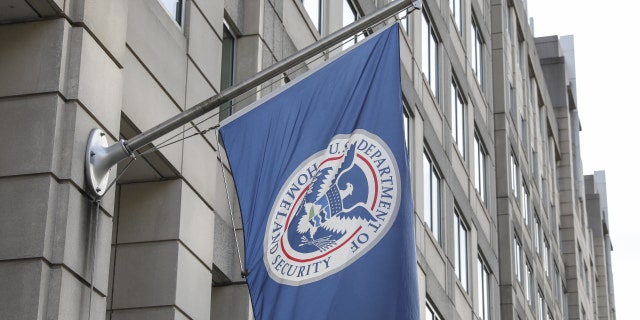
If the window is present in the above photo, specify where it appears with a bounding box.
[219,25,236,120]
[423,151,441,243]
[474,133,487,204]
[509,82,516,120]
[477,256,491,320]
[518,34,526,73]
[450,0,462,31]
[342,0,363,49]
[562,285,568,320]
[303,0,323,32]
[451,79,465,157]
[543,237,550,277]
[510,152,519,197]
[454,210,469,291]
[401,9,410,36]
[471,18,484,87]
[514,235,522,282]
[537,290,545,320]
[521,183,529,224]
[525,260,533,304]
[521,113,528,147]
[505,6,512,37]
[403,107,410,151]
[554,263,561,302]
[534,214,541,254]
[583,261,589,294]
[421,11,440,99]
[425,298,442,320]
[159,0,184,26]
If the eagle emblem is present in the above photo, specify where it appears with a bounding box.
[291,143,377,252]
[264,131,400,285]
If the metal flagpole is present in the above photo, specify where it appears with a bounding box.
[85,0,421,197]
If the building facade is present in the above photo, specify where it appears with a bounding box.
[0,0,614,319]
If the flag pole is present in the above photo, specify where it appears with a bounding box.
[85,0,421,197]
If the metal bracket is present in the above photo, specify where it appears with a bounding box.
[85,129,131,198]
[412,0,422,10]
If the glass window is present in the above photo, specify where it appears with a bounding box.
[583,261,589,293]
[219,25,236,120]
[450,0,462,31]
[514,235,522,282]
[477,256,491,320]
[303,0,322,33]
[423,151,441,243]
[525,260,533,304]
[534,214,541,254]
[401,9,410,36]
[543,237,550,277]
[471,18,484,87]
[554,263,561,302]
[451,79,465,158]
[562,285,568,320]
[455,210,469,291]
[421,11,440,99]
[474,133,487,204]
[425,298,441,320]
[537,290,545,320]
[522,183,529,224]
[510,82,516,120]
[403,107,410,152]
[578,245,585,288]
[342,0,363,49]
[159,0,184,25]
[510,152,519,197]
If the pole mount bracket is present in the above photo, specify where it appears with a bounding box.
[85,129,132,198]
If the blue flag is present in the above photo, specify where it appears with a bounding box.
[219,24,419,320]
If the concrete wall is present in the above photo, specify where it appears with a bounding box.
[0,0,127,318]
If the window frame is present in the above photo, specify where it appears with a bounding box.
[454,209,469,292]
[525,259,533,305]
[425,297,442,320]
[219,23,237,120]
[421,10,440,101]
[159,0,184,26]
[521,183,529,225]
[474,132,487,204]
[513,235,522,283]
[403,106,411,153]
[471,17,484,88]
[450,0,462,32]
[451,78,466,158]
[477,255,492,320]
[302,0,323,34]
[543,236,550,277]
[423,150,442,244]
[510,152,519,197]
[342,0,364,49]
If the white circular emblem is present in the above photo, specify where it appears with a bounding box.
[264,130,401,285]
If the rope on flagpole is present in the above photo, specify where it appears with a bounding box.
[86,198,101,320]
[214,128,248,278]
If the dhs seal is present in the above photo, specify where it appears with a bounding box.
[264,130,401,285]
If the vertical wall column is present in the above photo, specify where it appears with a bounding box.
[110,181,214,319]
[0,0,127,319]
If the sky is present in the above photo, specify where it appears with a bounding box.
[527,0,640,318]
